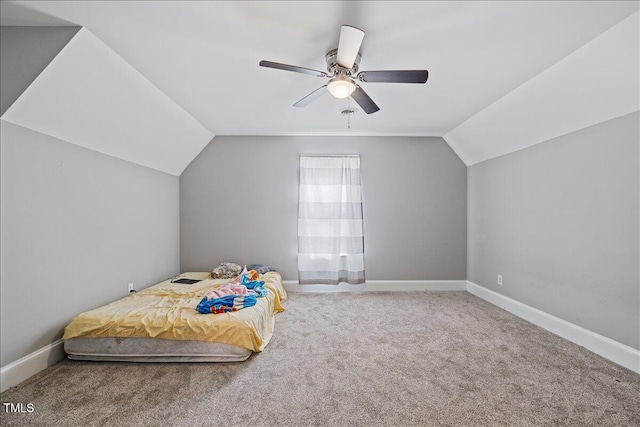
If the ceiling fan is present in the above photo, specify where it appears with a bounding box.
[259,25,429,114]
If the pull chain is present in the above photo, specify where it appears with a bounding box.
[340,100,355,130]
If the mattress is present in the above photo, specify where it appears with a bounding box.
[63,271,286,362]
[65,337,251,362]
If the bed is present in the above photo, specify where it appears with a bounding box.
[63,271,287,362]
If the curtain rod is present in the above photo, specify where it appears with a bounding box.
[300,154,360,157]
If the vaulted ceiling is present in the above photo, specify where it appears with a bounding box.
[1,1,638,174]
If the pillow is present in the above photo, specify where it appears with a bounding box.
[246,264,275,275]
[211,262,242,279]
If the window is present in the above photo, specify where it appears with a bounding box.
[297,155,364,285]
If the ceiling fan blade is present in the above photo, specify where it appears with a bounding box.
[336,25,365,69]
[350,85,380,114]
[293,85,328,108]
[259,60,327,77]
[357,70,429,83]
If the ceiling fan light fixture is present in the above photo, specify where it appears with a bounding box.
[327,76,356,99]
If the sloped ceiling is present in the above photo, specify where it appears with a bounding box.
[1,28,213,175]
[0,26,80,116]
[445,11,640,165]
[1,1,638,171]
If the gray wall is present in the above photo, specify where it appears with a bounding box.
[0,122,180,366]
[468,112,639,349]
[180,135,467,281]
[1,26,80,116]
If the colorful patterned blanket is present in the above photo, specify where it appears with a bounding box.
[196,269,267,314]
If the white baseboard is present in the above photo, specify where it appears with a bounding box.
[366,280,467,292]
[283,280,467,293]
[467,281,640,374]
[0,339,65,393]
[282,280,299,292]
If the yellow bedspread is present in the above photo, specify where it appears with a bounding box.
[63,271,287,352]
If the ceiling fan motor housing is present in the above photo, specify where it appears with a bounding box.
[325,48,361,76]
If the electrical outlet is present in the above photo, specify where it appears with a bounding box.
[497,275,503,286]
[128,283,134,293]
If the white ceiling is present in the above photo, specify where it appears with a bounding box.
[1,1,638,171]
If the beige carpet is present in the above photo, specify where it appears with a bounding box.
[1,291,639,426]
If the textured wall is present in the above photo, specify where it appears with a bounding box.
[0,122,180,366]
[467,112,639,349]
[180,135,467,281]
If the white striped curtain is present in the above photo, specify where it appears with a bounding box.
[298,155,365,285]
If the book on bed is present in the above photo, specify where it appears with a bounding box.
[171,278,202,284]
